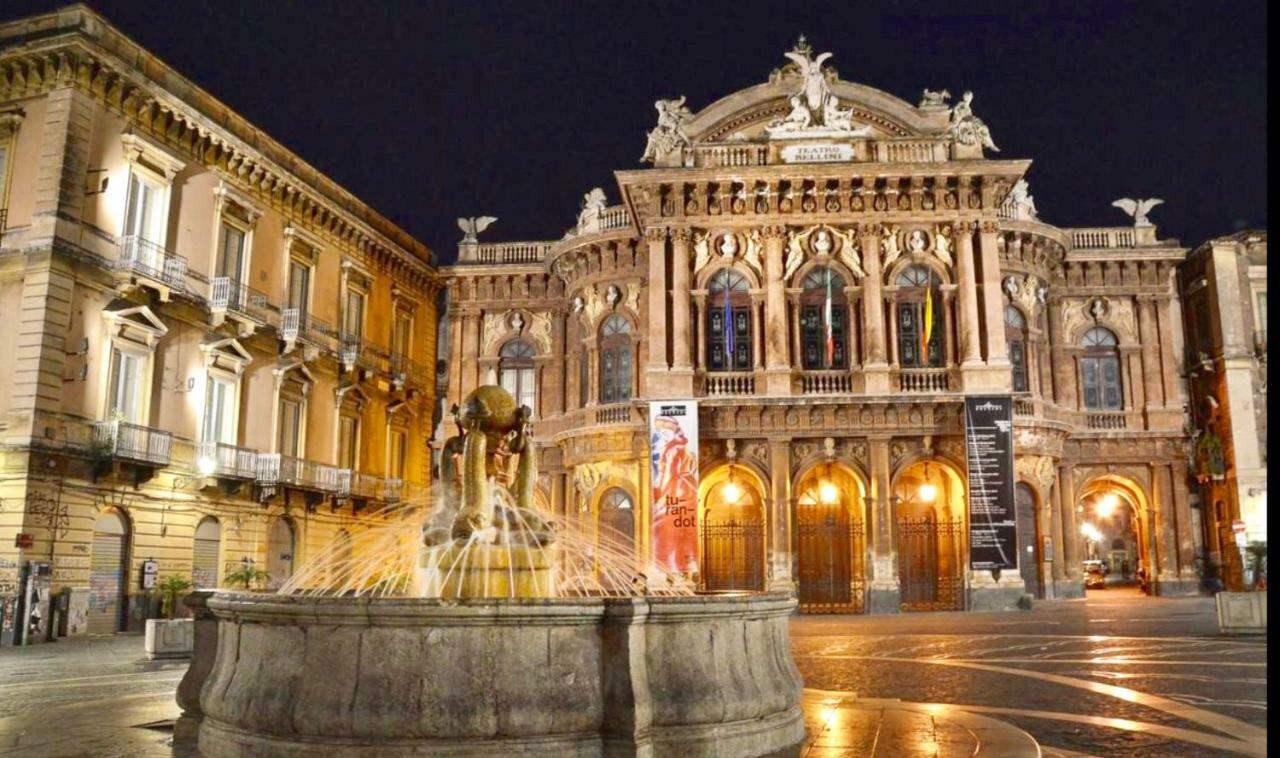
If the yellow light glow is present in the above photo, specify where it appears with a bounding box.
[197,456,217,477]
[1080,522,1102,542]
[1096,493,1119,519]
[722,481,742,504]
[819,482,839,504]
[918,482,938,503]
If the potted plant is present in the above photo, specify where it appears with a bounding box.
[1216,540,1267,635]
[145,573,196,660]
[224,564,270,591]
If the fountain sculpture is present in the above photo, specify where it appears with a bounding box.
[177,385,805,756]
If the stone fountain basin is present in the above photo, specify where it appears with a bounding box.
[185,591,804,757]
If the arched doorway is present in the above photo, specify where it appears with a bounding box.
[795,462,866,613]
[596,488,636,592]
[266,517,296,590]
[1015,483,1043,598]
[1078,476,1149,595]
[699,464,765,591]
[88,509,129,634]
[895,459,966,611]
[192,517,221,589]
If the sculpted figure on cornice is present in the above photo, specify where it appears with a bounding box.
[528,311,554,354]
[640,96,694,164]
[784,224,864,282]
[481,312,510,356]
[919,88,951,108]
[766,37,872,138]
[581,286,606,327]
[625,281,642,314]
[693,231,712,273]
[1015,454,1059,496]
[743,230,764,275]
[1003,273,1044,318]
[947,91,999,153]
[1062,297,1137,344]
[933,224,954,268]
[880,224,902,269]
[1002,179,1038,221]
[575,188,608,235]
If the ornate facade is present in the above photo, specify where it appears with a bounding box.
[442,39,1202,612]
[0,8,440,640]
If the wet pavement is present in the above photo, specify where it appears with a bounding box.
[0,586,1266,757]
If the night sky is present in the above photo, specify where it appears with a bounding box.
[4,1,1267,263]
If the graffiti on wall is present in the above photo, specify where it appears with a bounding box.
[26,489,70,539]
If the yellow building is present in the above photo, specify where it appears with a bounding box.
[0,6,439,640]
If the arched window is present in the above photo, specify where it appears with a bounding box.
[707,269,752,372]
[1005,305,1028,392]
[192,516,222,589]
[598,487,635,554]
[1080,327,1122,410]
[498,339,537,415]
[599,315,633,403]
[895,266,943,368]
[800,267,848,369]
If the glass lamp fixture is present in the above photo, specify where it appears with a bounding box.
[818,462,839,504]
[722,464,742,505]
[918,462,938,503]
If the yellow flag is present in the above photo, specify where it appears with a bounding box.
[921,285,934,360]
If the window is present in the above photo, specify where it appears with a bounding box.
[598,487,636,556]
[192,517,222,589]
[599,314,634,403]
[393,313,412,359]
[288,260,311,314]
[202,374,237,444]
[800,268,848,370]
[106,347,146,423]
[215,222,247,282]
[578,343,589,408]
[344,289,365,340]
[388,429,407,479]
[338,415,360,470]
[278,398,303,457]
[1080,327,1122,410]
[706,269,752,371]
[895,266,943,368]
[124,171,166,244]
[1005,305,1028,393]
[499,339,537,415]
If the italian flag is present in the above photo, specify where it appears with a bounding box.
[921,284,934,361]
[824,271,835,366]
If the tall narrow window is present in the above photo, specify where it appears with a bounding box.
[192,517,222,589]
[106,347,145,423]
[288,260,311,313]
[338,416,359,470]
[344,289,365,340]
[1005,305,1028,392]
[895,266,944,368]
[202,374,237,444]
[388,429,407,479]
[124,172,165,244]
[1080,327,1122,410]
[599,314,634,403]
[393,313,412,359]
[498,339,537,416]
[800,267,848,369]
[706,269,752,371]
[215,222,246,282]
[278,398,303,457]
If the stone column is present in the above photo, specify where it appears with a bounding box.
[1124,346,1145,413]
[867,436,899,612]
[954,221,984,367]
[585,338,599,406]
[1156,294,1186,408]
[762,225,791,394]
[859,224,889,392]
[1152,463,1181,587]
[460,311,481,398]
[978,221,1009,364]
[669,229,694,373]
[752,296,765,372]
[1170,458,1197,582]
[1049,479,1068,586]
[693,294,707,369]
[1046,297,1077,409]
[846,289,861,366]
[942,290,957,366]
[1056,464,1081,584]
[644,227,668,376]
[767,441,794,593]
[447,307,465,406]
[545,309,567,417]
[1137,296,1165,411]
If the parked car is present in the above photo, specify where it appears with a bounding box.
[1085,567,1107,589]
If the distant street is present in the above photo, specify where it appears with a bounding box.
[0,589,1266,757]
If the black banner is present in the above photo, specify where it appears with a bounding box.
[965,396,1017,570]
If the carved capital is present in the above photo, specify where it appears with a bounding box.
[760,224,788,240]
[955,220,977,236]
[980,220,1001,234]
[857,222,880,238]
[643,227,668,243]
[669,228,692,243]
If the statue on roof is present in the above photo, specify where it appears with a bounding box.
[641,96,694,164]
[1112,198,1163,227]
[576,188,608,234]
[1003,179,1038,221]
[767,37,871,138]
[946,91,999,153]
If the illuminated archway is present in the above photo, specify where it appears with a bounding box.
[893,458,967,611]
[1078,474,1151,594]
[794,462,867,613]
[698,462,767,591]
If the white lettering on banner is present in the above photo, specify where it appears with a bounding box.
[779,144,855,164]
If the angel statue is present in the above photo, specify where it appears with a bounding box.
[933,224,954,268]
[743,229,764,275]
[828,226,865,279]
[946,91,999,153]
[919,88,951,108]
[692,231,711,273]
[641,96,694,163]
[784,225,816,282]
[784,42,834,124]
[1112,198,1164,227]
[458,216,497,243]
[577,188,608,232]
[880,225,902,269]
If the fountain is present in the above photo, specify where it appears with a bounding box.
[177,386,805,757]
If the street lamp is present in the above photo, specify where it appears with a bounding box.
[722,464,742,505]
[918,462,937,503]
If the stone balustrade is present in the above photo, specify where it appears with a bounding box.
[704,371,756,396]
[895,367,951,393]
[475,241,552,264]
[799,370,853,394]
[1069,227,1138,249]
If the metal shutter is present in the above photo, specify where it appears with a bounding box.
[88,532,125,634]
[192,538,220,588]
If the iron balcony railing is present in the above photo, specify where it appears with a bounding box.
[390,353,431,389]
[340,334,390,374]
[209,278,278,324]
[116,236,187,291]
[197,440,258,480]
[92,420,172,466]
[256,453,342,493]
[337,470,383,500]
[280,309,339,352]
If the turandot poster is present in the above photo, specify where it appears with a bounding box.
[649,401,699,573]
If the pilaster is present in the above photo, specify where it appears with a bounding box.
[761,225,791,394]
[858,224,889,393]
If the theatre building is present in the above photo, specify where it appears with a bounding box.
[0,7,440,641]
[441,39,1201,612]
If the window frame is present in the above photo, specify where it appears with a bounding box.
[598,314,634,404]
[895,265,944,368]
[706,269,753,372]
[498,339,538,417]
[799,267,850,370]
[1080,326,1123,410]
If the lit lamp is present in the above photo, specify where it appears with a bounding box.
[1095,493,1118,519]
[918,462,937,503]
[197,455,217,477]
[722,464,742,505]
[818,461,839,504]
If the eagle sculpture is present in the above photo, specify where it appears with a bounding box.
[457,216,497,243]
[1111,198,1163,227]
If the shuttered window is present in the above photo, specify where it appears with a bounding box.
[192,517,221,588]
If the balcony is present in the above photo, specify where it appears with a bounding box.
[473,242,551,265]
[92,420,172,467]
[798,370,853,395]
[115,236,187,301]
[896,368,951,393]
[704,372,756,396]
[256,453,341,494]
[1083,411,1128,431]
[595,403,638,424]
[209,278,278,330]
[390,353,431,390]
[196,440,258,480]
[340,335,390,375]
[383,479,430,505]
[337,470,384,502]
[280,310,339,356]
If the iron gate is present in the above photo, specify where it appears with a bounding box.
[702,519,764,591]
[797,511,866,614]
[897,516,966,611]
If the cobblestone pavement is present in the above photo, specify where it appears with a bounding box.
[0,587,1265,757]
